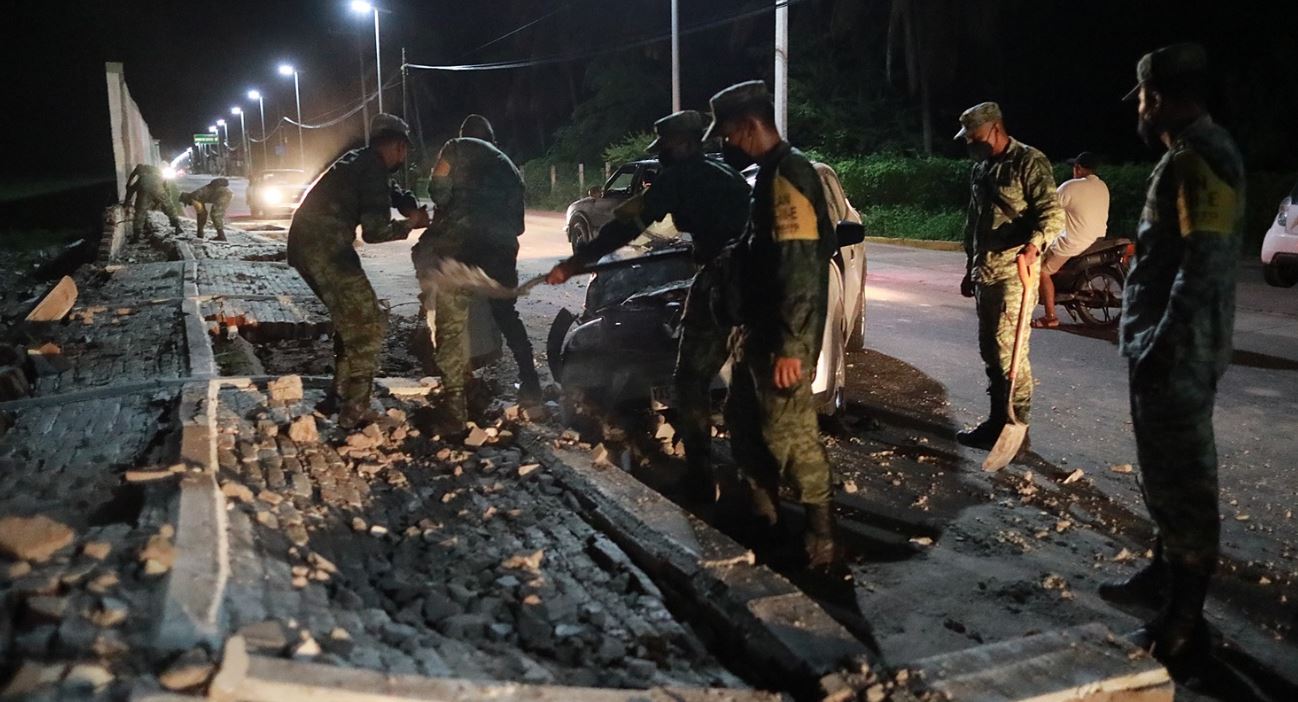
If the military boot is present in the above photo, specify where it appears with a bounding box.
[1099,545,1168,608]
[956,420,1003,450]
[1137,565,1212,667]
[517,365,543,405]
[804,503,838,570]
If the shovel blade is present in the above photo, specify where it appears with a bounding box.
[982,421,1028,472]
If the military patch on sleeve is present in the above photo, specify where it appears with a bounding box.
[1174,151,1238,237]
[772,174,819,241]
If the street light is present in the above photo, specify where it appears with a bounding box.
[349,0,383,113]
[247,89,267,168]
[278,63,306,170]
[231,106,249,176]
[216,119,230,175]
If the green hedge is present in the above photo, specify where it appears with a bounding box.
[520,159,606,214]
[827,153,1293,250]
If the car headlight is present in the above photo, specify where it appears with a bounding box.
[1279,198,1290,228]
[161,166,177,180]
[261,186,283,205]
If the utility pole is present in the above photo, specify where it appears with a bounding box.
[401,47,408,122]
[774,0,788,137]
[671,0,680,112]
[373,7,383,113]
[359,40,370,141]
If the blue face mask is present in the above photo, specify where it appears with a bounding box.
[428,176,453,206]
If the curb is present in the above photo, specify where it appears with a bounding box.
[905,623,1171,702]
[864,236,964,252]
[207,635,787,702]
[153,380,229,652]
[518,430,877,697]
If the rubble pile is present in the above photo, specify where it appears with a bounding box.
[214,379,743,690]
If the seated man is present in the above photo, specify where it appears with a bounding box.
[1036,152,1110,327]
[180,178,234,241]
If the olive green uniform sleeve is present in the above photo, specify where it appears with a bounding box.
[1142,150,1242,366]
[358,159,413,244]
[962,167,979,276]
[770,159,831,360]
[571,170,680,267]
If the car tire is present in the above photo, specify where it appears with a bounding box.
[568,217,591,254]
[1263,261,1298,288]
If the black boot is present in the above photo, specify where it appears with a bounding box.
[804,503,838,570]
[1099,545,1168,608]
[517,365,543,405]
[1139,565,1212,666]
[956,419,1003,450]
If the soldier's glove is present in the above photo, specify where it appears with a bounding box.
[391,187,420,217]
[960,271,975,298]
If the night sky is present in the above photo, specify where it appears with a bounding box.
[8,1,1297,183]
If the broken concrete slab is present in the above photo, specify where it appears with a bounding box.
[905,622,1171,702]
[210,635,786,702]
[25,275,78,322]
[0,514,76,563]
[518,430,875,697]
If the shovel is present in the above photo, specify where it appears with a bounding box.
[427,258,547,299]
[983,255,1032,472]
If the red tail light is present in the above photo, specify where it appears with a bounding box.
[1121,243,1135,266]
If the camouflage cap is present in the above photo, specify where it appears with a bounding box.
[954,102,1002,140]
[647,110,705,152]
[703,80,771,141]
[1124,43,1208,101]
[369,113,411,143]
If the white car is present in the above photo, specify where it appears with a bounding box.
[1261,179,1298,288]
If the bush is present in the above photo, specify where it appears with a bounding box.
[520,159,597,213]
[603,132,653,169]
[858,206,965,242]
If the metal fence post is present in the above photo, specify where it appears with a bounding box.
[578,163,585,193]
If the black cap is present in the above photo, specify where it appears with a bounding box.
[1124,43,1208,101]
[1065,152,1099,170]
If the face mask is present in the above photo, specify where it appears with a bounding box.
[967,140,994,162]
[722,142,753,170]
[428,176,453,206]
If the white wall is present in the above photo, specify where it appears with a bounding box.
[105,62,162,202]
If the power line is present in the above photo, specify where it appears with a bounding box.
[406,0,805,73]
[458,2,580,59]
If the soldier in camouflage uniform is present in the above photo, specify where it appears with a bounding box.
[1098,44,1242,667]
[704,81,838,568]
[180,177,234,241]
[287,114,428,429]
[413,114,531,430]
[123,163,182,237]
[954,102,1064,451]
[546,110,751,501]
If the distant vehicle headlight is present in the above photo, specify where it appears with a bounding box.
[161,166,177,180]
[261,186,283,205]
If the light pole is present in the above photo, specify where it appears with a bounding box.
[231,107,249,176]
[774,0,788,137]
[208,125,218,174]
[671,0,680,112]
[216,119,229,175]
[279,63,305,170]
[350,1,383,113]
[247,89,267,168]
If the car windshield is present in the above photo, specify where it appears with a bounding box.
[587,253,695,311]
[604,167,636,194]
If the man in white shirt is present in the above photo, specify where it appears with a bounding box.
[1036,152,1111,327]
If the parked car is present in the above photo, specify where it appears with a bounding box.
[564,160,676,252]
[549,161,867,417]
[247,169,311,218]
[1261,178,1298,288]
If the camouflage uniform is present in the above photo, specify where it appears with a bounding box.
[123,164,181,236]
[414,128,528,423]
[287,146,417,421]
[181,179,234,239]
[960,105,1064,426]
[1121,113,1243,576]
[569,111,751,477]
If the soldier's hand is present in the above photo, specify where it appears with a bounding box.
[408,208,431,230]
[773,356,802,389]
[1017,243,1040,267]
[546,260,580,285]
[960,272,975,298]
